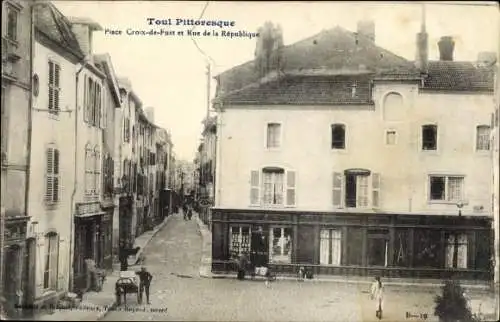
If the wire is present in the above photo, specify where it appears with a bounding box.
[189,1,219,67]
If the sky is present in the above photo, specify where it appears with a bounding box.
[52,1,499,162]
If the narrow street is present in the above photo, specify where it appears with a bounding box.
[103,213,439,322]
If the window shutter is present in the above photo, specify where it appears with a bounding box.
[286,171,296,206]
[54,64,60,111]
[83,76,89,122]
[45,148,54,202]
[372,173,381,208]
[250,170,260,205]
[332,172,343,208]
[101,88,107,129]
[48,61,54,110]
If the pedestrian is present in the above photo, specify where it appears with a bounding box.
[136,266,153,304]
[237,252,249,280]
[370,276,384,320]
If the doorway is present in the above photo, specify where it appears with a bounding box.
[250,226,269,268]
[22,238,36,310]
[367,229,389,267]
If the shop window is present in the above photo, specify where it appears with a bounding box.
[445,233,468,269]
[229,226,251,260]
[393,229,410,267]
[269,227,292,263]
[320,229,342,266]
[413,229,441,268]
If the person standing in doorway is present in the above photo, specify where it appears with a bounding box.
[136,266,153,304]
[371,276,384,320]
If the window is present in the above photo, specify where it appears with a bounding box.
[124,118,130,142]
[333,171,380,208]
[229,226,251,260]
[43,233,59,290]
[476,125,490,151]
[331,124,346,149]
[85,144,93,195]
[266,123,281,148]
[262,168,284,205]
[367,229,389,267]
[385,130,396,145]
[382,92,404,121]
[422,124,437,150]
[94,146,100,196]
[48,61,61,114]
[85,78,102,127]
[429,175,464,202]
[269,227,292,263]
[320,229,342,265]
[445,233,468,269]
[6,5,18,41]
[45,146,60,204]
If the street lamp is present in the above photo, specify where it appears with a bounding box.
[453,202,465,268]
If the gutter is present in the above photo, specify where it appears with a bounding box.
[68,57,88,291]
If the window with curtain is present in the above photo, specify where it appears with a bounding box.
[43,233,59,290]
[262,168,284,205]
[320,229,342,266]
[445,233,468,269]
[476,125,490,151]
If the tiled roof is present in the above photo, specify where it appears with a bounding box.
[34,2,84,59]
[216,26,414,96]
[220,73,374,105]
[421,61,495,92]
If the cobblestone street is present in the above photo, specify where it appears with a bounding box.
[103,213,444,322]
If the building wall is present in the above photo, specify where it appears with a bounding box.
[216,84,493,217]
[28,41,77,297]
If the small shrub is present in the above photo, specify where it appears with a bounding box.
[434,279,478,322]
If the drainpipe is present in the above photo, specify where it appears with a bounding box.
[68,56,89,292]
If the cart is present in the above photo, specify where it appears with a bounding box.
[115,271,139,305]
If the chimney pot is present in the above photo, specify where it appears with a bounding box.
[438,36,455,61]
[357,20,375,42]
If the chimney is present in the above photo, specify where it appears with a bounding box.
[357,20,375,42]
[477,51,497,66]
[415,4,428,73]
[67,17,102,56]
[145,107,155,123]
[438,36,455,61]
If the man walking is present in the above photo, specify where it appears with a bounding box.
[136,266,153,304]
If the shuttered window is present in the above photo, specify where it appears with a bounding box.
[45,147,60,203]
[332,172,343,208]
[48,61,60,114]
[94,146,100,196]
[372,173,381,208]
[85,144,93,195]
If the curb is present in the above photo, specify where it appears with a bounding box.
[97,215,173,321]
[194,214,214,279]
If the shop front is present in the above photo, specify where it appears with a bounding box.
[119,196,133,248]
[2,217,29,318]
[211,208,493,281]
[73,202,106,293]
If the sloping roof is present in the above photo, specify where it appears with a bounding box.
[215,26,414,96]
[220,73,375,105]
[421,61,495,92]
[34,2,84,59]
[94,54,122,107]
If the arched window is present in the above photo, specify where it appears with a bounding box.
[382,92,404,121]
[43,232,59,290]
[94,146,100,195]
[331,124,346,149]
[85,143,93,195]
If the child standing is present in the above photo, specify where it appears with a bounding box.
[136,266,153,304]
[371,276,384,320]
